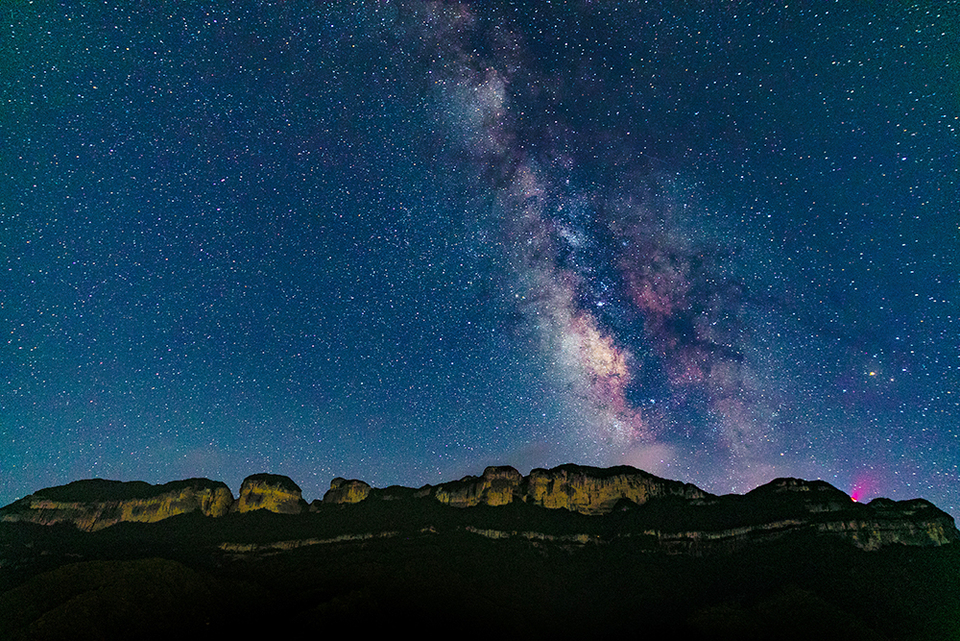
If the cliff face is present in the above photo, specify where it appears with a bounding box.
[431,466,523,508]
[646,478,960,554]
[317,469,956,553]
[1,468,956,554]
[813,497,960,551]
[0,478,233,532]
[232,474,305,514]
[321,478,372,505]
[410,464,706,513]
[0,473,308,529]
[523,464,706,514]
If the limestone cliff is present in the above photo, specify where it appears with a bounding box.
[317,469,956,552]
[321,478,372,505]
[647,478,960,553]
[0,478,233,532]
[2,467,956,554]
[232,473,306,514]
[522,464,706,514]
[431,466,523,507]
[812,497,960,551]
[337,464,706,514]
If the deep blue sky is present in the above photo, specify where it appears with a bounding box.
[2,1,957,517]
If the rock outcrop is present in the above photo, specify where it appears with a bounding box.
[1,467,956,554]
[522,464,706,514]
[0,478,233,532]
[316,469,957,552]
[232,474,305,514]
[640,477,960,553]
[745,477,858,512]
[431,465,523,507]
[327,464,707,514]
[321,478,372,504]
[812,497,959,551]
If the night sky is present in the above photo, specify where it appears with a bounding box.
[2,1,958,517]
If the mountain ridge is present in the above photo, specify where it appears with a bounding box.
[2,464,956,554]
[2,465,959,640]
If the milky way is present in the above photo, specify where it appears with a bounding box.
[417,2,804,490]
[2,1,957,516]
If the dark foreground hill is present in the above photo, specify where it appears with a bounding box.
[1,464,958,640]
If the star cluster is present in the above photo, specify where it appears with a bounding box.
[2,1,957,517]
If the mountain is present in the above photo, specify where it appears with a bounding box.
[0,478,233,532]
[1,465,958,640]
[2,464,954,552]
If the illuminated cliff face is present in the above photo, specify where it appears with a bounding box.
[387,464,705,514]
[232,474,304,514]
[322,478,372,504]
[432,466,523,508]
[0,473,309,529]
[0,479,233,532]
[523,465,706,514]
[2,468,957,554]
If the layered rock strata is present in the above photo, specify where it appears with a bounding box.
[232,474,306,514]
[0,478,233,532]
[0,473,308,530]
[2,467,957,554]
[321,478,372,505]
[359,464,707,514]
[522,464,706,514]
[430,465,523,507]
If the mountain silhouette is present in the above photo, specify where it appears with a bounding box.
[1,465,957,640]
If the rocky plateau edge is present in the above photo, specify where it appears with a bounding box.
[1,464,956,553]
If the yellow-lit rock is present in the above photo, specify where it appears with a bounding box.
[322,478,372,504]
[523,464,705,514]
[0,479,234,532]
[324,464,704,515]
[233,473,305,514]
[5,466,953,554]
[432,466,522,507]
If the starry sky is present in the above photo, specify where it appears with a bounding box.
[2,1,958,517]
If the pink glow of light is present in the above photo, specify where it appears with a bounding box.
[849,473,877,503]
